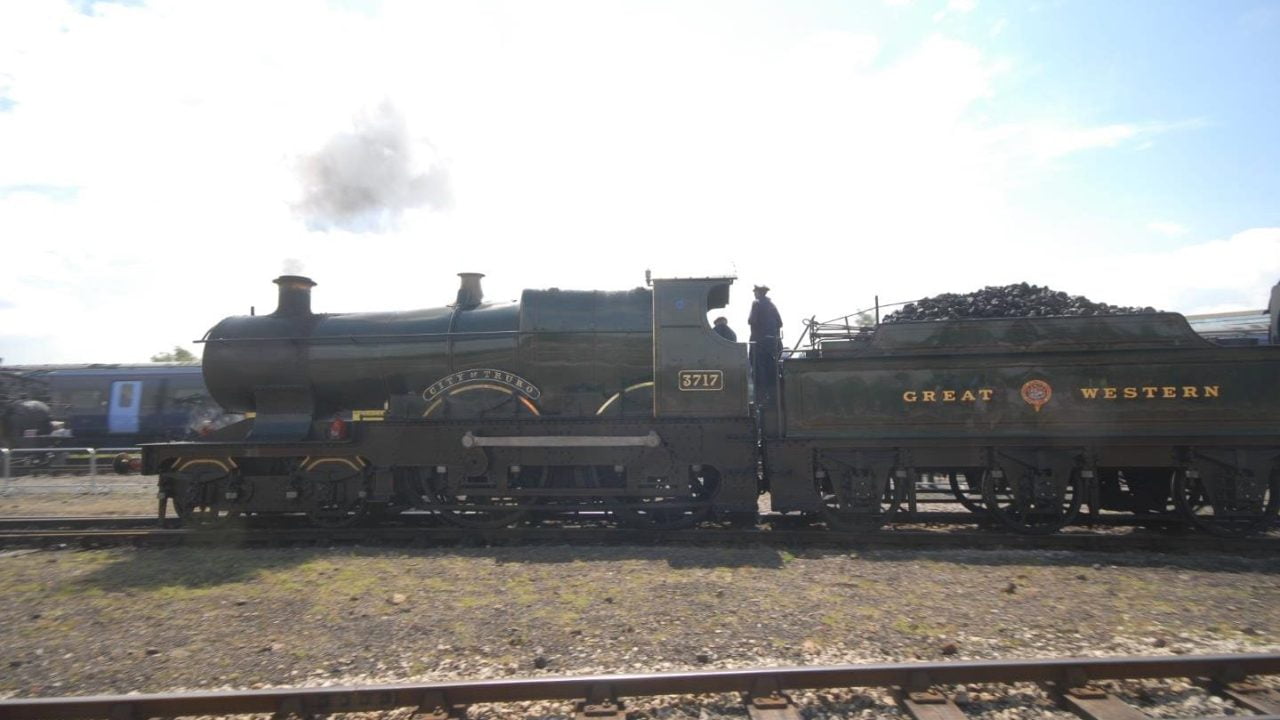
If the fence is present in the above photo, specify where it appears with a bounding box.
[0,446,149,495]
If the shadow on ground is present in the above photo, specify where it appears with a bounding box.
[70,541,790,592]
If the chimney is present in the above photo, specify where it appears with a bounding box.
[456,272,484,308]
[272,275,316,317]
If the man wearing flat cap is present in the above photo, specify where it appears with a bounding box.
[748,284,783,399]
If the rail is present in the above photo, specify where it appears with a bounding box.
[1,652,1277,719]
[3,524,1278,555]
[0,446,144,495]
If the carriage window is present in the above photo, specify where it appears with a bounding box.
[117,384,134,408]
[168,389,209,406]
[68,390,104,410]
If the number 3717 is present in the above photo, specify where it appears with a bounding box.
[678,370,724,391]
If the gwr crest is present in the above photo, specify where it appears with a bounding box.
[1020,379,1052,412]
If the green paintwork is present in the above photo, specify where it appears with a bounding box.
[652,277,750,418]
[783,313,1280,441]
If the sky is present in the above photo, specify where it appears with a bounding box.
[1,0,1277,363]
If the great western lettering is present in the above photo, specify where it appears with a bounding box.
[903,388,995,403]
[1079,385,1219,400]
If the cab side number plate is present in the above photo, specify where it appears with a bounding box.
[679,370,723,391]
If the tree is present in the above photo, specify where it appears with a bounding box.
[151,346,197,363]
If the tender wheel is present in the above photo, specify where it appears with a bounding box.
[981,462,1082,535]
[297,457,370,528]
[167,458,244,528]
[817,465,905,531]
[1174,464,1279,537]
[948,469,987,514]
[614,466,718,530]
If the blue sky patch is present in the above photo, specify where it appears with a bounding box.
[68,0,144,16]
[0,185,81,202]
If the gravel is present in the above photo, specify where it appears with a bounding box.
[1,476,155,516]
[0,542,1277,718]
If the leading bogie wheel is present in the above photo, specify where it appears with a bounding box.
[167,458,244,528]
[297,457,371,528]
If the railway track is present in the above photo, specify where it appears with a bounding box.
[1,520,1277,554]
[0,508,1243,532]
[0,516,158,530]
[2,652,1278,719]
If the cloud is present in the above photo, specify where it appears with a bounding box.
[293,101,452,232]
[1022,123,1148,160]
[1001,118,1205,163]
[1147,221,1189,238]
[0,1,1243,363]
[1011,227,1280,315]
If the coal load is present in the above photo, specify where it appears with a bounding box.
[884,283,1157,323]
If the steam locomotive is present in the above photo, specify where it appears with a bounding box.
[142,273,1280,537]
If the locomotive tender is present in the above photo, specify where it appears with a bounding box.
[142,273,1280,536]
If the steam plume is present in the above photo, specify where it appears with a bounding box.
[294,101,452,232]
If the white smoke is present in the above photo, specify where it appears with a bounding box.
[294,101,452,232]
[281,258,305,275]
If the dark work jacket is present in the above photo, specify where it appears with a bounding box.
[713,324,737,342]
[748,297,783,341]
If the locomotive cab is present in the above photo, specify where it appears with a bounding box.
[652,276,749,419]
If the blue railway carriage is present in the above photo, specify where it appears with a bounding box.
[10,364,232,446]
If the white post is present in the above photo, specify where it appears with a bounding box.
[88,448,98,493]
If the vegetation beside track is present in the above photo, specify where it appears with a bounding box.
[1,544,1277,700]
